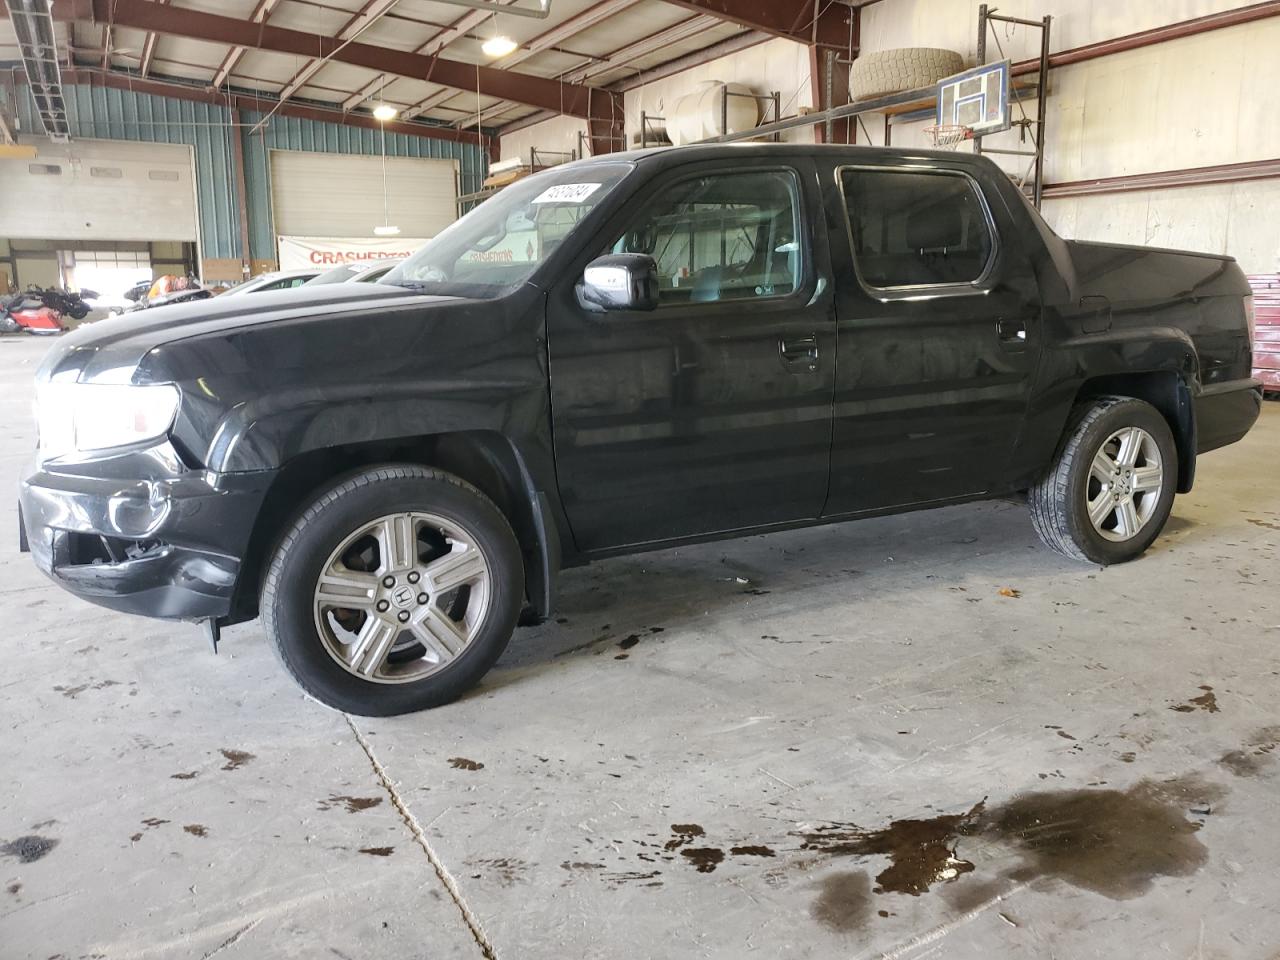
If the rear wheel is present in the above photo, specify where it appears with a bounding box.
[261,465,523,716]
[1029,397,1177,565]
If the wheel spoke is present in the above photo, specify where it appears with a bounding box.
[1116,428,1142,467]
[379,514,418,573]
[1091,449,1117,484]
[1131,464,1163,493]
[1088,493,1114,529]
[348,616,400,677]
[315,566,378,609]
[411,609,469,661]
[1116,498,1141,538]
[425,543,485,592]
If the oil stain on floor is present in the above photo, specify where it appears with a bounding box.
[1171,685,1220,713]
[1218,726,1280,777]
[801,774,1226,932]
[0,835,58,864]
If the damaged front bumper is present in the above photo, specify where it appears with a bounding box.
[19,444,271,622]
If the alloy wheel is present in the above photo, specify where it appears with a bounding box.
[312,512,491,684]
[1085,426,1164,542]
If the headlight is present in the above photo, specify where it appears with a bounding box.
[36,383,180,462]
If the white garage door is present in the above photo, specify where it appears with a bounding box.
[0,138,197,243]
[270,150,457,241]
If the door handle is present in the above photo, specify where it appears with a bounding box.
[780,334,819,370]
[995,318,1027,343]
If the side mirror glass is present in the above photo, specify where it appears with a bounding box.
[578,254,659,312]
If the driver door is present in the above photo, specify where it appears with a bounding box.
[546,159,836,553]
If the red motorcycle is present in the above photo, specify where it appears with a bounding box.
[0,287,95,335]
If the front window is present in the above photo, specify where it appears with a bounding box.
[385,162,633,299]
[609,169,802,305]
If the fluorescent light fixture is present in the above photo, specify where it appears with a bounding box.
[371,103,398,122]
[481,35,518,58]
[374,225,401,236]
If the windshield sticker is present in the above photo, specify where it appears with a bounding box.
[531,182,603,204]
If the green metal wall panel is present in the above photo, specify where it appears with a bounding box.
[14,83,239,259]
[12,84,487,266]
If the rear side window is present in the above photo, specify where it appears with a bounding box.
[840,168,994,289]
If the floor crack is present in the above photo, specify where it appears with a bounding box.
[200,918,261,960]
[344,714,498,960]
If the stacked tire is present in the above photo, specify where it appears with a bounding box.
[850,48,964,100]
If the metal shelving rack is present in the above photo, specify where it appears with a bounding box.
[974,5,1052,208]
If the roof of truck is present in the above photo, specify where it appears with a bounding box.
[568,141,989,169]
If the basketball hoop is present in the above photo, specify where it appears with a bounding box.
[924,124,973,150]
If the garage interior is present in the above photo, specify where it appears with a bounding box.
[2,0,1279,958]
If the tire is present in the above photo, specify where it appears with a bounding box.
[849,48,965,100]
[1029,397,1178,565]
[261,465,524,716]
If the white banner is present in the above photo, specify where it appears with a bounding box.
[277,235,429,272]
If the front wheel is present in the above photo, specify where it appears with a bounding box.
[1029,397,1177,565]
[261,465,524,716]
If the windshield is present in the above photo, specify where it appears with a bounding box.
[384,162,633,298]
[307,264,367,285]
[357,260,401,282]
[219,276,269,296]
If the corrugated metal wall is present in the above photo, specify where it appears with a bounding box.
[14,83,240,259]
[12,84,487,265]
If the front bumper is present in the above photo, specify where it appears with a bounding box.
[20,445,272,621]
[1195,378,1264,454]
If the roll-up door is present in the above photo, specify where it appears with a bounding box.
[0,138,198,243]
[269,150,457,241]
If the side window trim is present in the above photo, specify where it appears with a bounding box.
[611,165,811,311]
[834,163,1001,301]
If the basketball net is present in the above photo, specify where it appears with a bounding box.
[924,124,974,150]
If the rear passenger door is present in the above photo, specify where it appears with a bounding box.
[821,159,1042,516]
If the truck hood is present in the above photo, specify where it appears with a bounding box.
[38,283,459,384]
[1064,239,1248,303]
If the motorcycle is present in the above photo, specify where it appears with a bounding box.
[0,286,97,335]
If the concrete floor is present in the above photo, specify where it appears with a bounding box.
[2,333,1279,960]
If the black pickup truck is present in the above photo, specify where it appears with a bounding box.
[20,144,1262,716]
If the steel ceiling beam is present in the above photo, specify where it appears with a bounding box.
[52,67,493,146]
[137,0,168,77]
[474,3,705,130]
[559,14,719,84]
[341,73,388,111]
[211,0,285,90]
[272,0,400,106]
[656,0,853,45]
[399,0,572,119]
[430,0,550,18]
[808,0,857,143]
[494,0,644,68]
[40,0,620,122]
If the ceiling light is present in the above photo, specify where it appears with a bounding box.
[371,103,397,122]
[482,35,518,58]
[374,225,401,236]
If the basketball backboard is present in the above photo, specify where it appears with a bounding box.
[936,60,1011,135]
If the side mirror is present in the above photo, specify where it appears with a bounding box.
[578,254,659,312]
